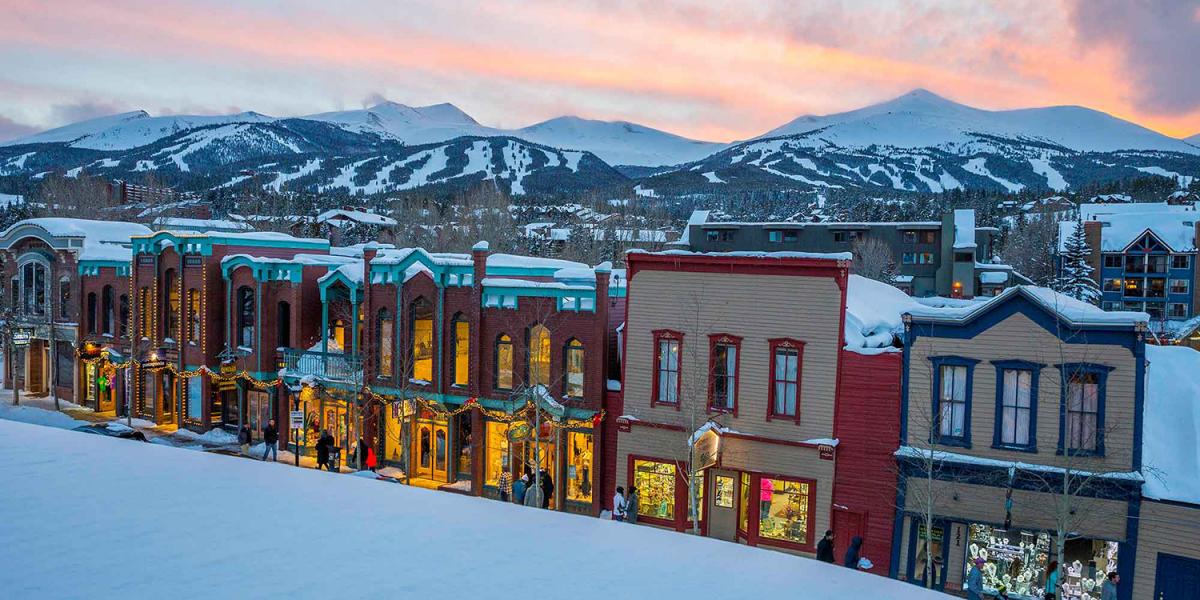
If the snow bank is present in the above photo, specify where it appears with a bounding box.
[844,275,922,349]
[1143,345,1200,505]
[0,419,942,600]
[0,403,85,430]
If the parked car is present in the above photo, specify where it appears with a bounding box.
[73,423,148,442]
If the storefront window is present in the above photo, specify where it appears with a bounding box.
[758,477,812,546]
[633,459,676,521]
[715,475,734,508]
[485,421,510,486]
[738,473,750,533]
[383,400,413,465]
[566,431,593,502]
[411,298,433,382]
[496,335,514,390]
[186,379,202,421]
[688,471,704,524]
[912,522,945,586]
[965,524,1117,600]
[453,319,469,386]
[529,324,551,387]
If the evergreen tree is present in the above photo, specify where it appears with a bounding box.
[1054,221,1101,305]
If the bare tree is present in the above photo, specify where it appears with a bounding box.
[851,236,898,283]
[1000,210,1062,286]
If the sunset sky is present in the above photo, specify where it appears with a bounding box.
[1,0,1198,142]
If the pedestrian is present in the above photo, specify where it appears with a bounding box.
[512,473,528,505]
[366,445,377,472]
[612,486,627,521]
[357,436,369,470]
[625,486,639,524]
[843,536,863,569]
[497,469,512,502]
[261,419,278,462]
[316,429,332,471]
[238,423,252,456]
[965,557,985,600]
[816,529,836,563]
[1043,560,1059,600]
[540,468,554,509]
[1100,571,1119,600]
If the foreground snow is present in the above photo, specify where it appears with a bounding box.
[0,420,941,600]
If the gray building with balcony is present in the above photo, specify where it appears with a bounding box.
[675,209,1015,298]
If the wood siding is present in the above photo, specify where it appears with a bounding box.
[1133,500,1200,599]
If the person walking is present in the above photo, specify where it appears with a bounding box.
[1100,571,1119,600]
[512,473,528,505]
[497,469,512,502]
[316,429,332,471]
[365,444,377,472]
[816,530,836,563]
[356,436,369,470]
[539,468,554,509]
[624,486,639,524]
[238,423,252,456]
[261,419,278,462]
[1043,561,1059,600]
[843,536,863,569]
[612,486,627,521]
[965,557,985,600]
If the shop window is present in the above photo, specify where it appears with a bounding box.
[758,477,813,548]
[86,292,97,334]
[1060,364,1109,455]
[236,286,254,348]
[101,285,114,336]
[566,431,593,503]
[714,475,734,508]
[738,473,750,533]
[527,324,551,387]
[709,334,740,413]
[485,421,510,486]
[932,357,977,446]
[54,341,73,388]
[768,338,803,420]
[902,252,916,265]
[276,301,290,349]
[495,334,514,391]
[652,330,682,406]
[965,524,1117,599]
[452,317,469,387]
[139,287,152,337]
[410,298,433,382]
[632,459,676,521]
[186,290,200,343]
[564,339,584,398]
[186,379,203,422]
[1102,278,1122,292]
[994,363,1038,450]
[141,371,157,414]
[119,294,129,337]
[163,269,179,341]
[377,309,393,379]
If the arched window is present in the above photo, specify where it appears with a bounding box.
[565,339,585,398]
[86,292,97,334]
[276,301,291,349]
[118,294,129,337]
[451,314,469,387]
[377,308,393,379]
[101,285,114,335]
[164,269,179,341]
[20,260,48,316]
[187,289,201,343]
[528,324,551,388]
[495,334,513,391]
[138,287,152,337]
[237,286,254,348]
[410,298,433,382]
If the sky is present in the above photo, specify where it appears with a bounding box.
[1,0,1198,143]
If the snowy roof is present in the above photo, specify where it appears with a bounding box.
[372,247,473,267]
[1060,212,1198,253]
[0,218,152,261]
[1079,202,1193,221]
[316,208,397,227]
[487,253,588,271]
[1142,345,1200,505]
[481,277,593,291]
[318,262,365,286]
[844,275,924,350]
[222,252,354,268]
[629,248,853,261]
[952,209,976,249]
[906,285,1149,328]
[979,271,1009,284]
[151,217,252,232]
[671,209,710,246]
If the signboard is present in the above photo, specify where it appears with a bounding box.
[507,422,532,442]
[140,358,166,369]
[11,328,34,347]
[692,429,721,470]
[289,410,304,430]
[818,444,835,461]
[217,362,238,391]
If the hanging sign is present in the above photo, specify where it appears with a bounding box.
[692,429,721,470]
[818,444,835,460]
[507,422,532,442]
[11,328,34,347]
[217,361,238,391]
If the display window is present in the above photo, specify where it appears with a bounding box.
[738,472,750,534]
[633,459,676,522]
[714,475,734,508]
[565,431,593,503]
[383,400,413,465]
[911,522,945,587]
[965,524,1117,600]
[485,421,511,486]
[757,477,813,547]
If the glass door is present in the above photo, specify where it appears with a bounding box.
[413,417,449,481]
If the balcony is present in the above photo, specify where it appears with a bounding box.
[280,348,363,382]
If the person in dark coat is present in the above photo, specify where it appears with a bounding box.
[316,429,332,471]
[816,529,836,563]
[357,436,369,470]
[261,420,278,462]
[843,536,863,568]
[238,424,252,455]
[539,468,554,509]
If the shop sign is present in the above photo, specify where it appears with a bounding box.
[692,429,720,470]
[289,410,304,430]
[11,328,34,346]
[217,362,237,391]
[508,422,532,442]
[141,357,166,369]
[818,444,835,460]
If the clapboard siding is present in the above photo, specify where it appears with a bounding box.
[908,311,1139,473]
[624,269,842,441]
[1133,500,1200,599]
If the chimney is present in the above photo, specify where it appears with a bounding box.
[1084,221,1103,282]
[472,240,489,287]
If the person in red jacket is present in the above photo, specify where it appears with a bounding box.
[366,444,377,472]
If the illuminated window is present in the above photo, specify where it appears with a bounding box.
[566,431,593,502]
[378,309,393,379]
[164,269,179,341]
[185,289,200,343]
[485,421,510,486]
[528,324,551,387]
[495,334,513,391]
[564,339,584,398]
[453,317,469,387]
[739,473,750,533]
[758,477,812,546]
[329,318,346,350]
[236,286,254,348]
[652,330,681,405]
[411,298,433,382]
[139,287,152,337]
[714,475,734,508]
[633,459,676,521]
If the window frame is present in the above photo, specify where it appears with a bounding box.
[236,285,254,349]
[377,308,394,380]
[494,334,514,392]
[1171,254,1191,270]
[527,323,552,388]
[767,337,804,423]
[563,338,585,398]
[101,285,114,336]
[707,333,742,415]
[651,329,683,409]
[409,297,434,383]
[928,356,979,448]
[1056,363,1112,457]
[990,360,1043,453]
[451,315,469,388]
[753,472,818,553]
[626,454,679,529]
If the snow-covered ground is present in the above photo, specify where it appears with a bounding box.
[0,418,941,600]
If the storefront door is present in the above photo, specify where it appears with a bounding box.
[247,391,271,440]
[413,418,448,481]
[706,469,739,542]
[908,519,949,590]
[25,341,46,395]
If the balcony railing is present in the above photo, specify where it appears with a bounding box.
[280,348,363,382]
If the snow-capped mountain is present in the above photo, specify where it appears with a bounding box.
[302,101,499,145]
[514,116,724,167]
[1188,133,1200,145]
[8,110,275,151]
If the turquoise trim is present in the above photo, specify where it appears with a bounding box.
[221,256,303,284]
[133,231,327,257]
[78,260,130,276]
[318,270,362,302]
[486,265,562,278]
